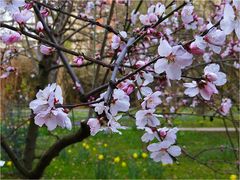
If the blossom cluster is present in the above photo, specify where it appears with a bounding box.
[29,84,72,131]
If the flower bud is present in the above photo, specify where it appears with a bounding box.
[36,21,44,32]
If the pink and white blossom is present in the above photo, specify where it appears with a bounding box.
[154,39,193,80]
[0,0,25,14]
[184,80,218,100]
[181,3,196,29]
[36,21,44,32]
[0,66,15,79]
[40,8,49,17]
[204,63,227,86]
[131,10,139,25]
[157,127,179,143]
[147,141,181,164]
[203,24,226,54]
[141,127,155,142]
[34,109,72,131]
[219,98,232,116]
[1,31,21,45]
[141,91,162,109]
[40,44,55,55]
[139,13,158,26]
[109,89,130,116]
[13,9,33,25]
[29,84,72,131]
[135,109,161,128]
[87,118,102,136]
[117,80,135,95]
[73,56,84,66]
[220,3,240,39]
[111,34,121,50]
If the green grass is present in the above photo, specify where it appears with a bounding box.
[1,129,238,179]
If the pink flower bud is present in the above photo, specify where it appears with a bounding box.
[36,21,44,32]
[189,42,205,55]
[73,56,84,66]
[24,2,33,10]
[125,84,135,95]
[40,8,49,17]
[40,44,55,55]
[159,130,167,137]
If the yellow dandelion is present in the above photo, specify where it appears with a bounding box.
[103,143,108,148]
[85,144,90,149]
[92,147,96,151]
[67,149,72,153]
[121,161,127,167]
[98,154,104,160]
[133,153,138,159]
[6,161,12,167]
[113,156,120,163]
[141,152,148,158]
[82,143,87,147]
[230,175,237,180]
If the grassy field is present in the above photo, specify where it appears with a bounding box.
[1,108,239,179]
[1,129,238,179]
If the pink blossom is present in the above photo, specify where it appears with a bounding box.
[220,3,240,40]
[189,41,205,55]
[157,127,178,143]
[87,118,102,136]
[219,98,232,116]
[0,66,15,79]
[139,13,158,26]
[88,111,126,136]
[141,127,155,142]
[0,0,25,14]
[40,8,49,17]
[111,34,121,50]
[34,109,72,131]
[136,71,154,86]
[204,63,227,86]
[29,83,72,131]
[73,56,84,66]
[184,80,218,100]
[203,25,226,54]
[181,3,194,24]
[23,2,33,10]
[36,21,44,32]
[141,91,162,109]
[154,38,193,80]
[147,141,181,164]
[109,89,130,116]
[135,109,161,128]
[40,44,55,55]
[117,80,135,95]
[131,10,139,25]
[1,31,21,45]
[13,9,33,24]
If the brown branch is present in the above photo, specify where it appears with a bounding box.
[33,4,86,98]
[0,23,113,70]
[28,121,90,178]
[1,135,31,177]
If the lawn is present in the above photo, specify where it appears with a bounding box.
[1,129,238,179]
[1,108,239,179]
